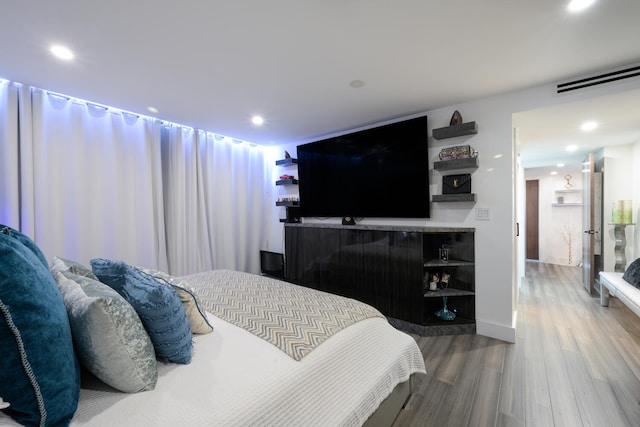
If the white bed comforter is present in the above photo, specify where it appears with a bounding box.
[1,312,425,427]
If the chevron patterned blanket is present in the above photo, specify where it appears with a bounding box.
[181,270,385,361]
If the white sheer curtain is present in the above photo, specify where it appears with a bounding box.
[1,86,169,270]
[0,81,20,226]
[161,127,268,276]
[0,80,269,275]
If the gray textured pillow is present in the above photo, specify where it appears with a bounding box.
[51,256,99,280]
[53,270,158,393]
[623,257,640,289]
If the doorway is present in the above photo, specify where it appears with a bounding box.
[525,179,539,260]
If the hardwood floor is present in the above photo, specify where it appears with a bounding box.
[393,262,640,427]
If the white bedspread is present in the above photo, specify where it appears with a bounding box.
[1,312,425,427]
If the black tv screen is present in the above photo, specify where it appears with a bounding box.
[297,115,429,218]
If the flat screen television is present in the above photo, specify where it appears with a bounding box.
[297,115,429,218]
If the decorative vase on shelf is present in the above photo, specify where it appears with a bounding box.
[436,296,456,321]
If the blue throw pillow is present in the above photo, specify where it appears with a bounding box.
[0,227,80,426]
[90,258,193,364]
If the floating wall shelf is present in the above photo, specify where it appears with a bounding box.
[432,194,477,203]
[433,157,479,171]
[275,158,298,166]
[276,178,299,185]
[432,122,478,140]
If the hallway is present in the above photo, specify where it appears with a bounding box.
[394,262,640,426]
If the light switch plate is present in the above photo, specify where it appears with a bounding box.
[476,207,490,221]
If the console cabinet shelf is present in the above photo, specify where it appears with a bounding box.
[284,224,475,336]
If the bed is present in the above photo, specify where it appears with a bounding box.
[0,225,426,427]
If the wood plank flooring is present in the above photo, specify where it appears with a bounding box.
[393,262,640,427]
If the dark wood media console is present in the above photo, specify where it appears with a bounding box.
[284,223,476,336]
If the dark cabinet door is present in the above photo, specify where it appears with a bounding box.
[285,226,423,324]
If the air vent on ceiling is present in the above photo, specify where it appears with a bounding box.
[557,64,640,94]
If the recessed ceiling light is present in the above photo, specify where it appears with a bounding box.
[566,144,578,152]
[147,106,159,114]
[493,154,503,159]
[349,80,365,88]
[50,44,74,60]
[568,0,595,13]
[550,171,558,175]
[251,115,264,126]
[580,121,598,131]
[557,163,565,168]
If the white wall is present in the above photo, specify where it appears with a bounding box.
[265,74,640,343]
[602,144,637,271]
[634,141,640,262]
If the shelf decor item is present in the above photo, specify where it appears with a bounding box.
[439,145,474,161]
[439,246,450,262]
[449,110,463,126]
[564,174,573,189]
[442,174,471,194]
[436,297,456,321]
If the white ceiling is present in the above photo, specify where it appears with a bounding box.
[515,86,640,169]
[1,1,640,166]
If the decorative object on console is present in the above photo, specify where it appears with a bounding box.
[430,273,439,291]
[436,273,456,320]
[612,200,633,224]
[449,110,463,126]
[285,150,291,159]
[342,216,356,225]
[439,245,450,261]
[436,297,456,321]
[442,174,471,194]
[439,145,475,161]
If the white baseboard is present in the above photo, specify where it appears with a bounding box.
[476,312,517,343]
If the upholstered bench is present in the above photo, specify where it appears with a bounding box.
[599,271,640,317]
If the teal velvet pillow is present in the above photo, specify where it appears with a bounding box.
[90,258,193,364]
[0,224,48,268]
[53,270,158,392]
[0,226,80,426]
